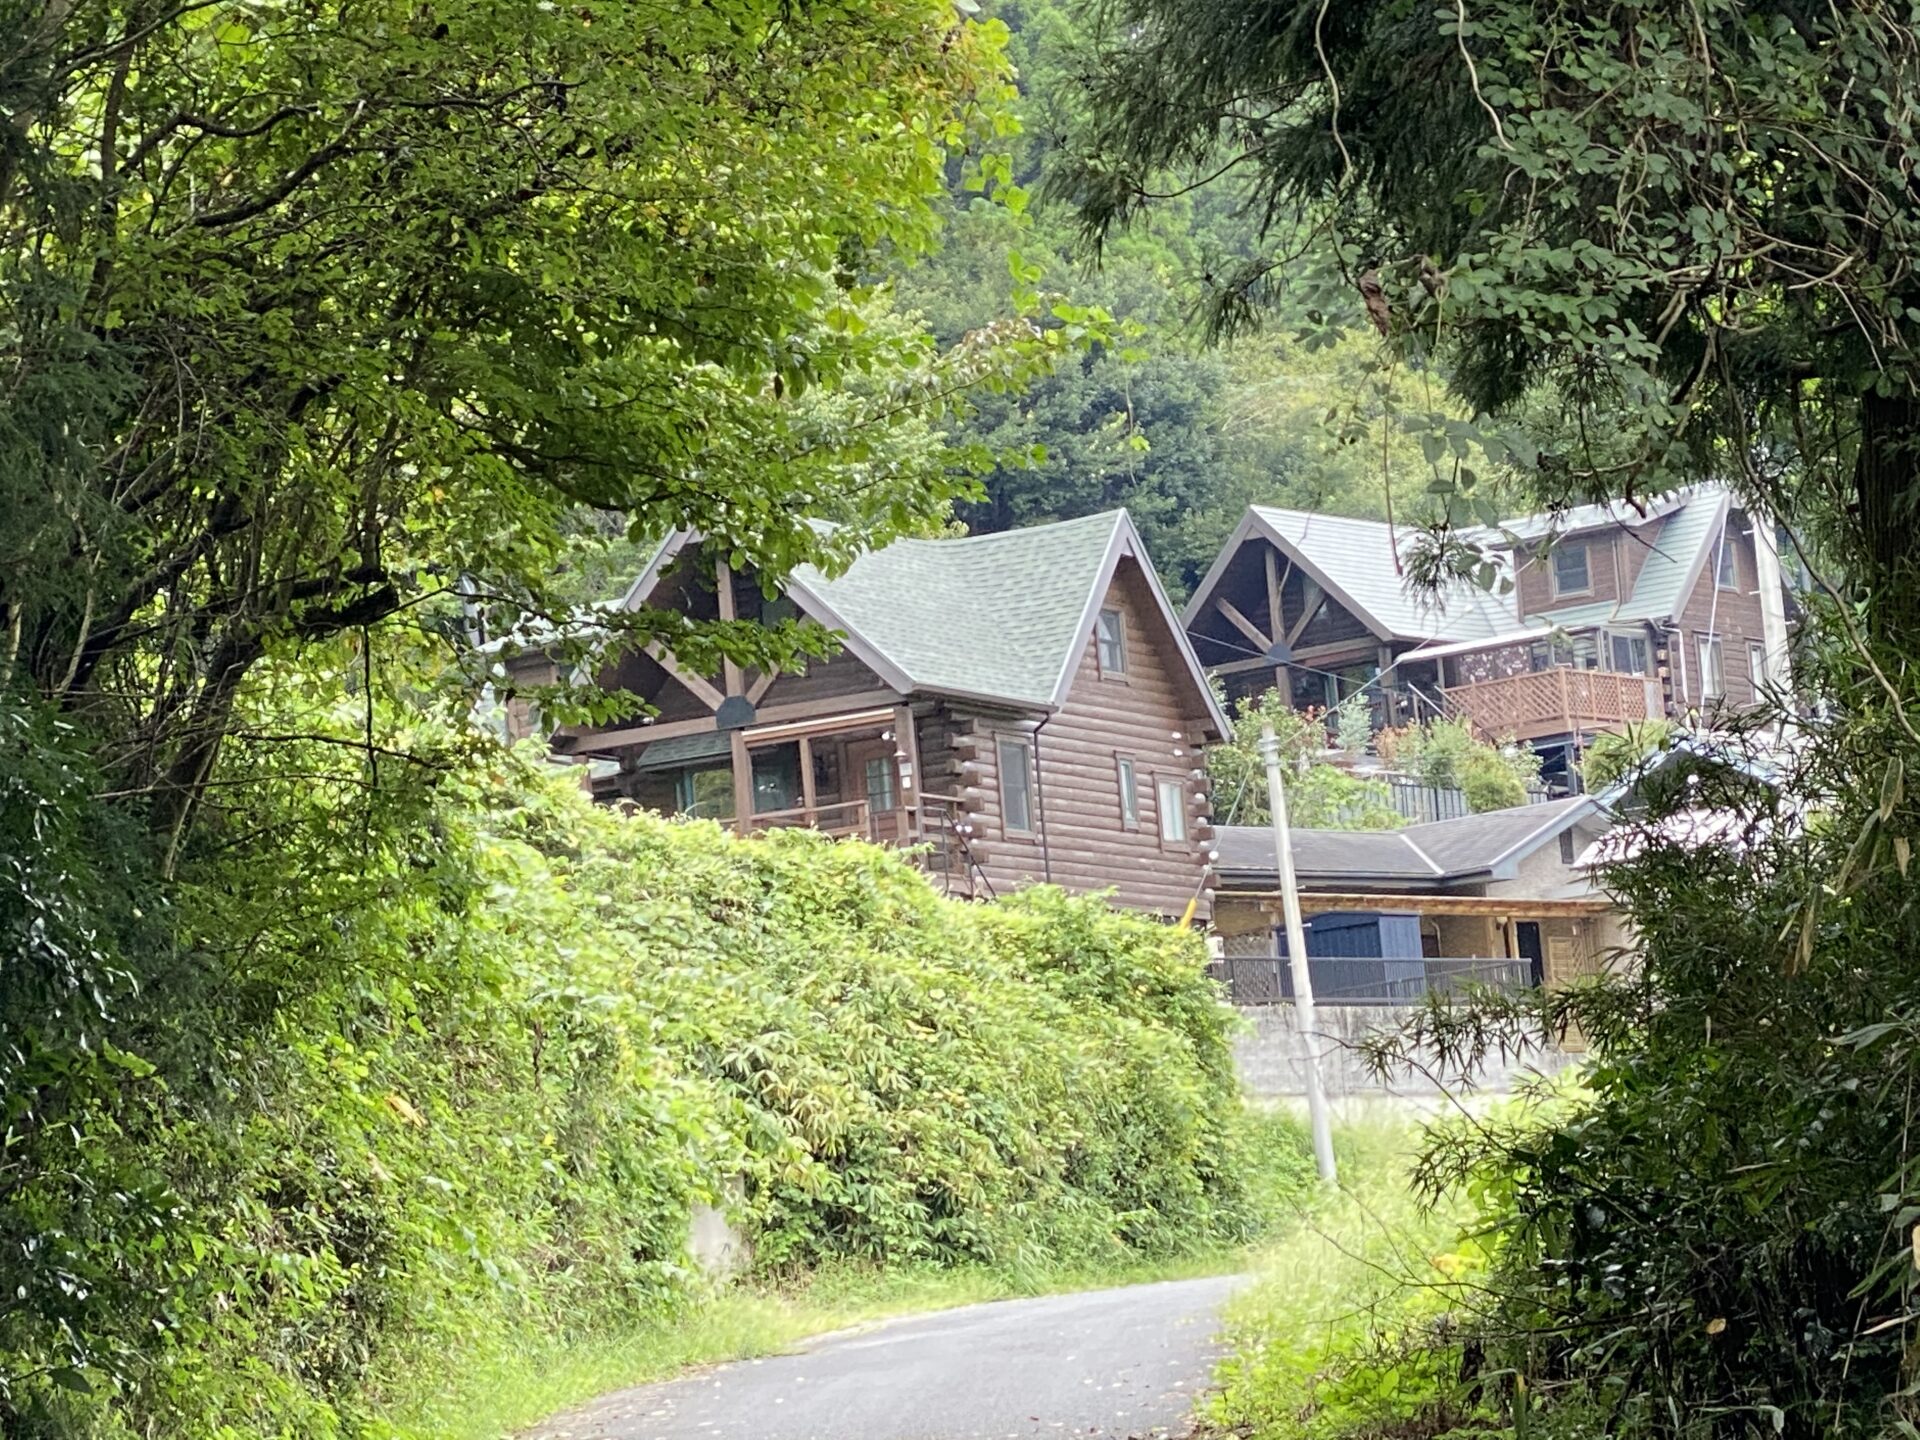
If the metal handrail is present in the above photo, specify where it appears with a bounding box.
[1209,954,1536,1006]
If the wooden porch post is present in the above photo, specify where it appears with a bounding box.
[1264,546,1285,639]
[894,702,920,842]
[716,558,753,828]
[1377,643,1398,727]
[729,730,753,830]
[714,559,744,697]
[798,735,816,823]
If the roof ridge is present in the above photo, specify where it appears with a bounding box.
[1395,833,1447,874]
[1401,795,1583,835]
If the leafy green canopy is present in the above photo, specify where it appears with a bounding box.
[1060,1,1920,618]
[886,0,1530,599]
[0,0,1039,839]
[1,735,1295,1434]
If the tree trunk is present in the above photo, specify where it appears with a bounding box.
[1853,389,1920,649]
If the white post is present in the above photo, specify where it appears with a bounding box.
[1261,724,1337,1184]
[1750,505,1795,714]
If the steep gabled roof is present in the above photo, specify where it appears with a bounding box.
[1183,507,1516,646]
[1615,488,1730,622]
[621,511,1228,730]
[1214,795,1599,889]
[1188,488,1737,663]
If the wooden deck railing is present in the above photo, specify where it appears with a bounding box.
[1444,667,1660,744]
[736,798,918,844]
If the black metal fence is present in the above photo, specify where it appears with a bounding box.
[1208,954,1535,1006]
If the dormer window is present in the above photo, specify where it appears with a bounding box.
[1551,541,1591,597]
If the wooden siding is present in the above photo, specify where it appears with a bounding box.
[753,646,895,709]
[1516,530,1624,618]
[968,560,1213,916]
[1294,588,1375,648]
[1673,513,1766,711]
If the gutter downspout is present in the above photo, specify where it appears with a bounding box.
[1751,506,1794,714]
[1032,712,1056,884]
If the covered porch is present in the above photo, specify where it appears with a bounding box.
[1209,891,1616,1006]
[588,703,985,896]
[615,706,918,841]
[1403,627,1665,744]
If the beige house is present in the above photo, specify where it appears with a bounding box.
[1208,798,1631,1007]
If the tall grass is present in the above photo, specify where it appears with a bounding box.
[1204,1120,1479,1440]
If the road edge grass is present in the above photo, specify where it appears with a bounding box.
[372,1247,1261,1440]
[1196,1117,1483,1440]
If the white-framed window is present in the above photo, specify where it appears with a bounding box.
[1551,541,1591,597]
[1096,607,1128,676]
[1116,755,1140,831]
[998,737,1036,834]
[1157,777,1187,843]
[1609,631,1649,674]
[1697,635,1726,700]
[1748,641,1770,694]
[1716,533,1738,590]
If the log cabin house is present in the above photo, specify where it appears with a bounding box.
[519,510,1229,917]
[1182,487,1797,789]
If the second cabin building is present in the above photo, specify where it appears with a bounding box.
[1182,487,1797,789]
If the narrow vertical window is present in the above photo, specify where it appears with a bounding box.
[1096,608,1127,675]
[1717,534,1738,590]
[1116,756,1139,830]
[864,756,897,813]
[998,738,1035,834]
[1157,777,1187,842]
[1697,635,1726,699]
[1748,642,1769,694]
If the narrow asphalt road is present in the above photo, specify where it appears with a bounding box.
[531,1273,1244,1440]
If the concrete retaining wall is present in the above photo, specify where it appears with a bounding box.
[1233,1003,1574,1100]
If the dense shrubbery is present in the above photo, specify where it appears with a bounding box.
[1207,691,1404,830]
[1213,720,1920,1440]
[0,726,1282,1438]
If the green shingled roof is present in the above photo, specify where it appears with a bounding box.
[1532,600,1621,629]
[789,510,1127,708]
[1617,489,1728,622]
[632,731,731,770]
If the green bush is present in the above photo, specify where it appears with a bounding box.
[1208,689,1405,829]
[1,746,1283,1437]
[1381,717,1541,812]
[1579,718,1676,793]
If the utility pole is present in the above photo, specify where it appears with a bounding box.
[1261,724,1337,1184]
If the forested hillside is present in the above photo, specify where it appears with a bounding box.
[891,0,1500,596]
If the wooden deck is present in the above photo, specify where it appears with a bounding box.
[729,791,989,899]
[1444,667,1661,744]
